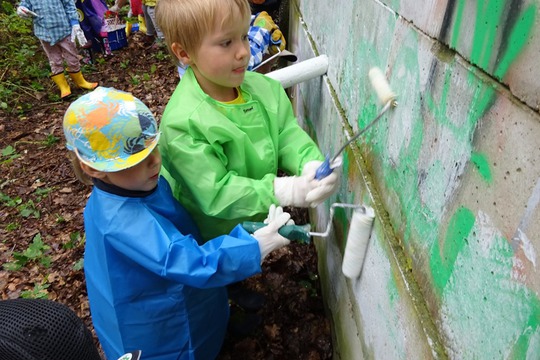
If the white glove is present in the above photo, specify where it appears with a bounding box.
[273,174,315,207]
[301,157,342,207]
[263,204,295,225]
[252,210,291,261]
[109,4,119,12]
[71,24,87,46]
[16,6,37,18]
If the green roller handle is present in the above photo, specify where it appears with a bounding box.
[241,222,312,244]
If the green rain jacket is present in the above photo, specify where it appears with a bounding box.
[159,68,323,241]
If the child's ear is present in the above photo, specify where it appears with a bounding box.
[80,162,106,179]
[171,42,192,65]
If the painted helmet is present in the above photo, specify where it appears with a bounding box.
[63,87,160,172]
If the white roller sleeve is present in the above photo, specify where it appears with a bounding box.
[368,67,396,105]
[265,55,329,89]
[342,206,375,279]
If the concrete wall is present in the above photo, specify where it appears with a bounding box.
[286,0,540,358]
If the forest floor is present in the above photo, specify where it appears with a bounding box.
[0,29,333,359]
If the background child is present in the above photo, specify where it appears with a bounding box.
[16,0,98,98]
[155,0,340,243]
[140,0,163,46]
[109,0,145,36]
[110,0,163,46]
[63,86,292,359]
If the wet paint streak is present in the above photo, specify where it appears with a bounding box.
[430,207,475,294]
[470,152,493,183]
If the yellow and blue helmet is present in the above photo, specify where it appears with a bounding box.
[63,87,160,172]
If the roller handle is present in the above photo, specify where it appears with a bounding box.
[241,221,312,244]
[314,155,333,180]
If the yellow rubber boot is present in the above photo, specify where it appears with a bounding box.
[69,71,98,90]
[138,14,147,34]
[125,21,132,37]
[51,73,71,98]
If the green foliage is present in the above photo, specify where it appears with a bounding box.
[55,213,66,223]
[19,199,40,218]
[1,145,21,164]
[34,186,53,201]
[63,231,84,250]
[5,222,20,231]
[0,191,22,207]
[3,233,52,271]
[73,258,84,271]
[0,2,62,112]
[43,134,60,147]
[95,57,106,65]
[153,50,167,61]
[21,282,50,299]
[130,74,140,85]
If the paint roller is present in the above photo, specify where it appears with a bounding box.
[242,203,375,279]
[314,66,397,179]
[243,67,395,278]
[265,55,329,89]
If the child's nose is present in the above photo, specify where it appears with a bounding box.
[237,43,249,60]
[147,150,161,167]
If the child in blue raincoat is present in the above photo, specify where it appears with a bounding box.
[63,86,292,360]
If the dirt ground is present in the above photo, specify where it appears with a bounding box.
[0,29,333,359]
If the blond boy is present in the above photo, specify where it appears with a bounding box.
[156,0,339,242]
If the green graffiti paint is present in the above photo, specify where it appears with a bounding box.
[451,0,536,78]
[441,217,540,358]
[494,5,536,79]
[450,0,466,49]
[430,207,475,294]
[466,71,496,121]
[470,152,493,183]
[511,294,540,358]
[388,272,399,306]
[425,68,480,140]
[334,205,349,249]
[333,0,538,356]
[471,0,505,69]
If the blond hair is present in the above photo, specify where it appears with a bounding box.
[156,0,251,57]
[67,151,93,186]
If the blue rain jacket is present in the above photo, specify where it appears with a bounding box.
[84,177,262,360]
[160,68,324,241]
